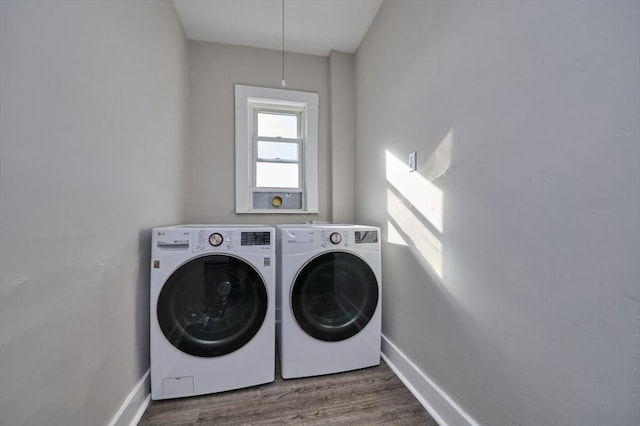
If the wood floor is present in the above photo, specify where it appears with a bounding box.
[139,360,438,425]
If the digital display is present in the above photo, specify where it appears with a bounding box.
[355,231,378,244]
[241,231,271,246]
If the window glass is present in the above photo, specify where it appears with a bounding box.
[257,140,298,161]
[257,112,298,138]
[256,162,299,188]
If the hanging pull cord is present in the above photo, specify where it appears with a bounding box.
[281,0,286,87]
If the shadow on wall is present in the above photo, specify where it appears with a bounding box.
[385,131,453,281]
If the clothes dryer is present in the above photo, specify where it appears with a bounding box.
[150,225,275,400]
[276,224,381,379]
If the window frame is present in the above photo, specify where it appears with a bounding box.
[235,84,319,214]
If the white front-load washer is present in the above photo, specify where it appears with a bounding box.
[276,224,382,379]
[150,225,275,400]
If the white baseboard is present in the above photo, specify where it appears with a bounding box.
[108,369,151,426]
[381,334,479,426]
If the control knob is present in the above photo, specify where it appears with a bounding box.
[209,233,224,247]
[329,232,342,244]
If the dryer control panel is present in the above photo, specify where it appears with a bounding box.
[355,230,378,244]
[321,230,349,248]
[278,225,380,255]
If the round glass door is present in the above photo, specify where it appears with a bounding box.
[157,254,268,357]
[291,252,378,342]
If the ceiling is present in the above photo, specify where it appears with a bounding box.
[172,0,383,57]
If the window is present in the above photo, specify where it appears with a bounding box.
[255,110,301,189]
[235,85,319,213]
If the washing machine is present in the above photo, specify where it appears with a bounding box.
[276,224,382,379]
[150,225,275,400]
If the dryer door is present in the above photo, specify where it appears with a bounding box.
[157,254,268,357]
[291,252,378,342]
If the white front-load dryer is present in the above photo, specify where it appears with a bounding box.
[150,225,275,400]
[276,224,382,379]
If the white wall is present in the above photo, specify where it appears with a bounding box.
[355,1,640,425]
[186,41,332,224]
[0,1,188,425]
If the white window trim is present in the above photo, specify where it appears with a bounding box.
[235,84,319,213]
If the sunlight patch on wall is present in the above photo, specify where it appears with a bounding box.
[387,188,443,278]
[385,150,444,233]
[384,132,452,280]
[387,220,407,246]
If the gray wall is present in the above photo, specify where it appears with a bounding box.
[0,1,188,425]
[329,51,356,224]
[355,1,640,425]
[187,41,333,224]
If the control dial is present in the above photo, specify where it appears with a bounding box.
[209,233,224,247]
[329,232,342,245]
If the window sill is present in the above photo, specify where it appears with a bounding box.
[235,209,320,214]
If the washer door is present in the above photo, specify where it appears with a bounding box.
[157,254,268,357]
[291,252,378,342]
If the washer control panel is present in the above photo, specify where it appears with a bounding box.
[196,229,233,251]
[153,226,275,257]
[154,229,191,253]
[241,231,271,246]
[193,228,273,252]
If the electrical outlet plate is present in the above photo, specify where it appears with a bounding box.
[409,151,417,172]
